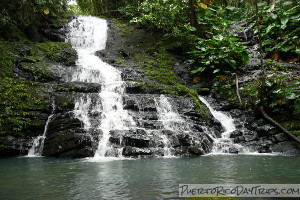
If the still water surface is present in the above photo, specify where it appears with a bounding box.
[0,155,299,200]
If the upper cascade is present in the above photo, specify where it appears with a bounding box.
[66,16,136,158]
[66,16,108,52]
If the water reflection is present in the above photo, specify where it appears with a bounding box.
[0,155,300,200]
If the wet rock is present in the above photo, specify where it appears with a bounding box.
[273,133,289,142]
[54,94,75,113]
[122,146,153,157]
[41,29,65,42]
[244,134,258,142]
[175,146,189,156]
[0,136,32,156]
[178,134,192,146]
[271,141,300,155]
[255,124,275,137]
[228,147,239,154]
[123,129,151,148]
[109,130,131,144]
[234,136,245,143]
[257,146,272,153]
[169,135,181,147]
[230,22,254,42]
[230,130,243,138]
[55,82,101,93]
[43,113,94,158]
[189,146,204,156]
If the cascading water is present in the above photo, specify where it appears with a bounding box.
[198,96,243,153]
[27,98,56,157]
[65,16,136,158]
[154,95,190,157]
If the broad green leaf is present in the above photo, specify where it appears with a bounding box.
[282,1,294,7]
[191,67,206,74]
[250,90,258,96]
[262,39,273,46]
[213,69,220,73]
[270,13,277,20]
[266,24,275,34]
[281,18,289,28]
[267,4,275,12]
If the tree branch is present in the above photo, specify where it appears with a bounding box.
[259,106,300,144]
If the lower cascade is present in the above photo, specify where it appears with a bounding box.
[198,96,244,154]
[154,95,191,157]
[27,98,56,157]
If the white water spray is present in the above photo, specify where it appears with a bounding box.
[66,16,136,158]
[155,95,190,157]
[199,96,243,153]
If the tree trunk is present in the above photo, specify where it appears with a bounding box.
[188,0,199,32]
[259,106,300,144]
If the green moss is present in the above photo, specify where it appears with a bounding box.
[132,49,211,120]
[0,39,18,77]
[188,89,210,120]
[35,42,76,66]
[0,77,48,135]
[19,62,56,82]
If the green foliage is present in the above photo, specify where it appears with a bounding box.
[242,74,300,114]
[255,0,300,55]
[0,0,67,40]
[129,0,188,32]
[0,78,47,134]
[0,40,18,77]
[189,35,249,74]
[213,75,239,104]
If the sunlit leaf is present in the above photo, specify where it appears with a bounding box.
[198,3,208,9]
[286,93,297,100]
[203,0,212,5]
[213,69,220,73]
[44,8,50,15]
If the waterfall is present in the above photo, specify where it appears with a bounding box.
[66,16,136,158]
[155,95,190,157]
[198,96,243,153]
[27,98,55,157]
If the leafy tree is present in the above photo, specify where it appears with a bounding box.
[0,0,67,40]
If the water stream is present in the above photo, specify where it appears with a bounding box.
[199,96,244,153]
[27,98,56,157]
[66,16,136,158]
[154,95,189,157]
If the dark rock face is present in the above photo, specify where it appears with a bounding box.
[42,112,94,158]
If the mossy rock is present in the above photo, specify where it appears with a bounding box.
[35,42,77,66]
[55,82,101,93]
[0,77,48,136]
[54,94,75,112]
[0,39,18,77]
[18,62,57,82]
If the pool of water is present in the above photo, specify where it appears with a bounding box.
[0,155,299,200]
